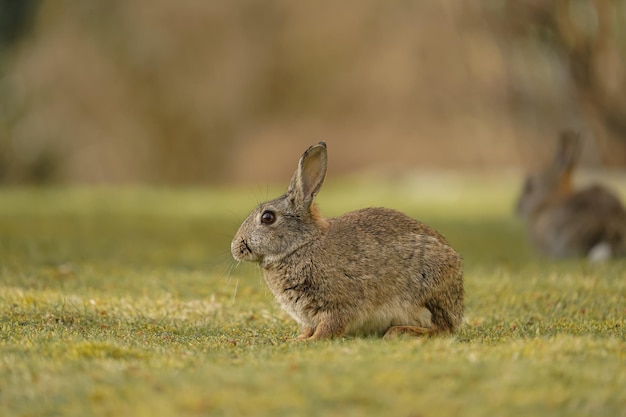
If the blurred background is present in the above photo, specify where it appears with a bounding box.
[1,0,625,185]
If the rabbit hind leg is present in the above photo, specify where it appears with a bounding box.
[383,325,434,339]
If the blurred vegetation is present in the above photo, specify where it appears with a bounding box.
[0,0,625,185]
[503,0,626,166]
[0,0,38,49]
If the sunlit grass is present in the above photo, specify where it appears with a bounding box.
[1,177,625,417]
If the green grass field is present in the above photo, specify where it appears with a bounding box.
[1,176,625,417]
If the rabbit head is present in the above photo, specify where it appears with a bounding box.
[231,142,329,267]
[516,130,581,221]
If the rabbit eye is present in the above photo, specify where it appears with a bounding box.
[261,210,276,225]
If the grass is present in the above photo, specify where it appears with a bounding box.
[1,176,625,417]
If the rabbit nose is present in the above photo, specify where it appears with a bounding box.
[231,236,253,260]
[241,239,253,255]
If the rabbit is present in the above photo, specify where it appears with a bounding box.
[231,142,464,340]
[516,130,626,261]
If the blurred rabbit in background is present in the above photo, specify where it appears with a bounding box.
[516,131,626,261]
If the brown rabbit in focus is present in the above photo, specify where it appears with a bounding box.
[516,130,626,260]
[231,142,464,340]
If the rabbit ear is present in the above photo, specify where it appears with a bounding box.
[287,142,328,209]
[553,130,581,174]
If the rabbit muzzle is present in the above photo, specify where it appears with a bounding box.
[231,236,258,262]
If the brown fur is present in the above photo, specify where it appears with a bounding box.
[231,142,464,340]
